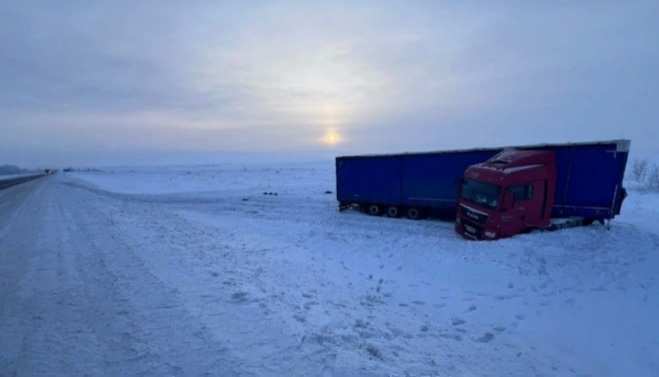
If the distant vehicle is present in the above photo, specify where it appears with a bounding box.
[336,140,630,240]
[456,140,629,240]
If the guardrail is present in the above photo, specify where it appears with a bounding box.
[0,174,46,190]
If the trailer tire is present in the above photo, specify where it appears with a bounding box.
[386,206,400,217]
[582,218,595,226]
[406,207,422,220]
[367,204,382,216]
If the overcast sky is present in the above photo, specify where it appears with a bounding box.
[1,1,658,166]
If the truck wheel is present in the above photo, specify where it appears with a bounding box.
[367,204,382,216]
[386,206,400,217]
[406,207,422,220]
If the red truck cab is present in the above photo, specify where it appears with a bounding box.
[456,149,557,240]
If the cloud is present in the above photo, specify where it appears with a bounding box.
[1,1,658,166]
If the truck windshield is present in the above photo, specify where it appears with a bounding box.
[461,179,501,209]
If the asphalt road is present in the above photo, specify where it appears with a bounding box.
[0,174,45,191]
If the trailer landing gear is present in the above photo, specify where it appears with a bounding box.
[338,202,351,211]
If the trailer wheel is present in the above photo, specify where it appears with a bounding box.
[583,218,595,226]
[406,207,422,220]
[386,206,400,217]
[367,204,382,216]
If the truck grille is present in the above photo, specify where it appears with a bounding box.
[461,205,488,225]
[462,220,483,239]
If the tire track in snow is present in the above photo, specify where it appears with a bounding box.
[57,180,251,377]
[0,176,252,377]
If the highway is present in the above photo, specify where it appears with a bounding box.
[0,174,45,190]
[0,176,246,376]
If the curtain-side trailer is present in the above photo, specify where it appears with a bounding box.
[336,148,501,219]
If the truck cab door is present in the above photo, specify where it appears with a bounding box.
[509,181,546,228]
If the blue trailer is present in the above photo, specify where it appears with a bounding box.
[523,140,630,220]
[336,148,502,218]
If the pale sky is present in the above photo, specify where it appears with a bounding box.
[1,1,658,166]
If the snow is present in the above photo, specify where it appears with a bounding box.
[1,163,656,376]
[69,163,326,195]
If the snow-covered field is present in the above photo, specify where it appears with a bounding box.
[61,163,659,376]
[69,164,326,195]
[1,163,655,376]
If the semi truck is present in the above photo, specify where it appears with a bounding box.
[456,140,629,240]
[336,140,630,239]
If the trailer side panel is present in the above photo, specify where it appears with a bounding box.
[542,143,629,219]
[336,156,402,205]
[400,151,498,209]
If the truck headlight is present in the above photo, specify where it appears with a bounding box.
[484,231,496,239]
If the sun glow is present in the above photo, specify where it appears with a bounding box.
[320,128,343,146]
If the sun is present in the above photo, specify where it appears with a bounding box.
[320,128,343,146]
